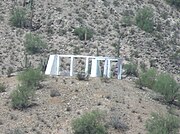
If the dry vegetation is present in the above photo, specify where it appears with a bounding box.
[0,0,180,134]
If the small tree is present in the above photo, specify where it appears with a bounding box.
[24,33,47,54]
[153,73,179,104]
[9,7,26,28]
[135,7,154,33]
[11,84,35,110]
[146,113,180,134]
[124,63,138,77]
[18,68,44,88]
[136,68,157,89]
[72,110,107,134]
[0,83,6,93]
[74,27,93,41]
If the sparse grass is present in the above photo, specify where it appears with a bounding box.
[74,27,93,41]
[146,113,180,134]
[136,68,157,89]
[18,68,44,88]
[11,84,35,110]
[135,7,154,33]
[0,83,6,93]
[122,15,133,26]
[24,33,47,54]
[109,114,129,131]
[72,110,107,134]
[112,43,120,57]
[9,7,26,28]
[124,63,138,77]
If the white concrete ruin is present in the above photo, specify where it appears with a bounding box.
[45,55,123,79]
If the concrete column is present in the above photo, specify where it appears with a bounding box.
[117,59,123,79]
[107,59,111,78]
[103,58,108,77]
[70,56,74,76]
[56,55,60,75]
[90,58,97,77]
[85,57,89,74]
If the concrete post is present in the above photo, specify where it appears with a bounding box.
[107,59,111,78]
[117,59,123,79]
[85,57,89,74]
[70,56,74,76]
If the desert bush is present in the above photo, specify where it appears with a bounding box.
[74,27,93,40]
[112,43,120,57]
[9,7,26,28]
[135,7,154,33]
[18,68,44,88]
[124,63,138,77]
[153,73,179,103]
[122,15,133,26]
[109,116,129,131]
[166,0,180,9]
[24,33,47,54]
[136,68,157,89]
[146,113,180,134]
[77,72,89,81]
[7,67,13,77]
[11,84,35,110]
[20,53,31,69]
[0,83,6,93]
[72,110,107,134]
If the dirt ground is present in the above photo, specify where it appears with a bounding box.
[0,76,179,134]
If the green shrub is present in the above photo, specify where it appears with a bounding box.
[136,68,157,89]
[18,68,44,88]
[74,27,93,40]
[166,0,180,9]
[122,15,133,26]
[11,84,35,109]
[72,110,107,134]
[9,7,26,28]
[124,63,138,77]
[146,113,180,134]
[135,7,154,33]
[0,83,6,93]
[24,33,47,54]
[153,73,179,103]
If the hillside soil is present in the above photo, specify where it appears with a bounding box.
[0,76,180,134]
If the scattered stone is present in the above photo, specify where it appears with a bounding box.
[50,90,61,97]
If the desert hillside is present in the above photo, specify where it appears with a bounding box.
[0,0,180,134]
[0,0,179,75]
[0,76,179,134]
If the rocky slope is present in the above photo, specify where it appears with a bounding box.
[0,0,179,76]
[1,76,180,134]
